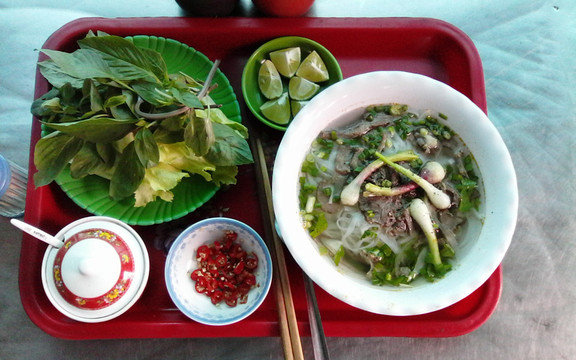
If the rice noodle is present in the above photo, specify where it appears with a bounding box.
[329,207,402,253]
[412,248,428,274]
[336,208,365,251]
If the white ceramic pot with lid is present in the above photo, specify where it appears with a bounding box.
[41,216,150,323]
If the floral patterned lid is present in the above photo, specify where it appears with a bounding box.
[41,216,149,323]
[53,228,135,310]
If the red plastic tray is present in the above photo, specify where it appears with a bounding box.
[19,17,500,339]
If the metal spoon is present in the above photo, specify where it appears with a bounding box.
[10,218,63,248]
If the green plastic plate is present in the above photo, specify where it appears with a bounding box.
[54,35,242,226]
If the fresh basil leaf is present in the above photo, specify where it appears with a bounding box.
[31,88,60,117]
[96,142,117,166]
[184,112,215,157]
[69,143,105,179]
[153,127,184,144]
[40,97,63,114]
[159,115,186,131]
[41,48,160,85]
[134,128,159,168]
[200,96,248,139]
[171,87,203,109]
[131,81,173,107]
[33,131,84,187]
[79,34,168,84]
[171,71,203,89]
[204,122,253,166]
[109,104,134,120]
[138,47,170,84]
[103,94,127,109]
[89,80,104,113]
[40,49,116,81]
[109,90,136,120]
[109,141,145,200]
[42,117,138,143]
[60,82,77,104]
[38,60,85,88]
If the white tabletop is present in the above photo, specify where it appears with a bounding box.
[1,0,575,359]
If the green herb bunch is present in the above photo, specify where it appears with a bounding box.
[31,31,253,207]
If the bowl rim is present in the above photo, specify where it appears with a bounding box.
[241,35,343,131]
[272,70,518,316]
[164,217,273,325]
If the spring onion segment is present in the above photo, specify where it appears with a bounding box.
[374,152,451,210]
[409,198,442,266]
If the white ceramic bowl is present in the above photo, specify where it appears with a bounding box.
[273,71,518,316]
[41,216,150,322]
[165,217,272,325]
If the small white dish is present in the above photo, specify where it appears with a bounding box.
[273,71,518,316]
[165,217,272,326]
[41,216,149,323]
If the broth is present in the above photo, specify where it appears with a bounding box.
[298,103,482,286]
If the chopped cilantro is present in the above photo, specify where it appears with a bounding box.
[309,212,328,238]
[334,245,346,266]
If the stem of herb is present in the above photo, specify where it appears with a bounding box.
[134,98,222,120]
[198,59,221,100]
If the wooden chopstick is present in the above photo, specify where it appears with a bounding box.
[274,267,294,360]
[252,137,304,360]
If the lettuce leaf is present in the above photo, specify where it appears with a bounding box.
[134,163,189,207]
[157,142,216,182]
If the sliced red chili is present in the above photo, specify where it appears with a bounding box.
[206,277,219,293]
[225,295,238,307]
[215,254,227,268]
[233,261,245,274]
[190,268,203,281]
[190,230,259,307]
[239,294,249,305]
[211,290,224,304]
[207,259,219,275]
[195,276,208,294]
[222,280,236,290]
[237,283,251,296]
[213,240,223,251]
[244,255,258,270]
[243,273,256,286]
[225,231,238,242]
[196,245,211,261]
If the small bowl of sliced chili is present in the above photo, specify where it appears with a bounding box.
[165,217,273,325]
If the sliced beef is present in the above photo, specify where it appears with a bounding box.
[320,112,396,139]
[358,192,417,237]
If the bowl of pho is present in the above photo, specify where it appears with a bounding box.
[272,71,517,316]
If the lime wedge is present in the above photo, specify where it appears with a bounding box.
[269,47,301,78]
[291,100,308,117]
[258,59,283,99]
[288,76,320,101]
[295,50,329,83]
[260,92,291,125]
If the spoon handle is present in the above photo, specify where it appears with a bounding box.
[10,219,63,248]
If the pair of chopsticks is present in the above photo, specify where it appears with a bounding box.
[252,137,330,360]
